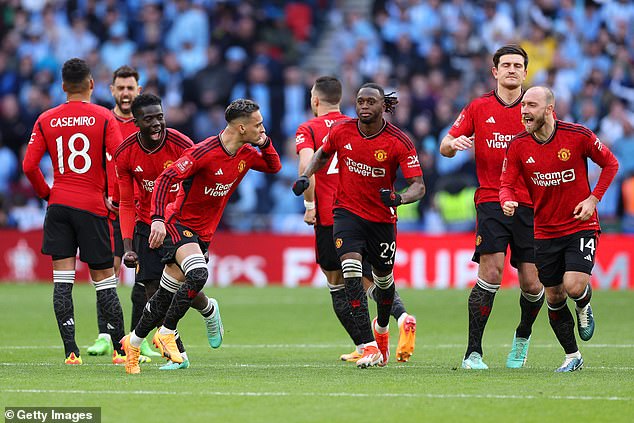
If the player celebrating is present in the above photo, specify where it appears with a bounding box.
[293,83,425,368]
[440,45,545,370]
[87,65,159,359]
[501,86,618,372]
[121,98,281,374]
[296,76,417,363]
[115,93,222,370]
[22,58,126,365]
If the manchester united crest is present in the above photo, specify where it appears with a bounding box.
[374,149,388,162]
[557,148,571,161]
[183,230,193,238]
[475,235,482,246]
[335,238,343,249]
[238,160,246,173]
[163,160,173,169]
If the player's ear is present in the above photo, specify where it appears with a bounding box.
[491,66,499,79]
[88,78,95,91]
[137,85,142,94]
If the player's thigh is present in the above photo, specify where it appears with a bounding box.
[563,230,598,276]
[509,205,536,268]
[134,222,165,283]
[333,208,366,258]
[315,225,341,271]
[534,237,567,288]
[472,202,512,263]
[364,221,397,273]
[42,205,78,258]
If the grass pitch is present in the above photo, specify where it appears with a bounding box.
[1,283,633,422]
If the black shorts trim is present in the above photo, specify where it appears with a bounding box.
[42,205,113,268]
[472,202,535,268]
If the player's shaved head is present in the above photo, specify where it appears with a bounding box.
[526,86,555,107]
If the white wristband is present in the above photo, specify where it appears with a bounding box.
[304,200,315,210]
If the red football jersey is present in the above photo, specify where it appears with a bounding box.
[295,111,348,226]
[449,90,532,206]
[500,121,619,239]
[114,128,194,240]
[151,135,281,242]
[107,111,138,204]
[322,119,422,223]
[22,101,122,216]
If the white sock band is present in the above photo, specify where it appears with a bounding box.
[521,286,544,302]
[93,275,117,291]
[160,272,181,293]
[476,277,500,293]
[327,282,345,292]
[181,253,207,274]
[372,271,394,290]
[341,259,362,279]
[53,270,75,284]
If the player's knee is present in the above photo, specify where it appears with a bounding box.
[185,267,208,291]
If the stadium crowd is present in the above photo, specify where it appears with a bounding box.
[0,0,633,233]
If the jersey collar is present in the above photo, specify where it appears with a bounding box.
[493,89,523,108]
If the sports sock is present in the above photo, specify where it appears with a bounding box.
[341,259,373,344]
[95,296,108,336]
[163,254,207,330]
[368,284,406,321]
[192,292,214,316]
[175,331,186,354]
[571,284,592,309]
[329,282,365,346]
[465,278,498,358]
[516,287,544,339]
[134,272,179,338]
[53,270,78,357]
[130,282,147,332]
[548,299,578,354]
[372,272,395,328]
[130,331,143,348]
[93,275,125,355]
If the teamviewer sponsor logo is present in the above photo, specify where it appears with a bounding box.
[345,157,385,177]
[531,169,576,186]
[204,180,236,197]
[486,132,513,149]
[142,179,179,193]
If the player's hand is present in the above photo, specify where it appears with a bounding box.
[252,133,270,147]
[380,188,402,207]
[502,201,518,216]
[122,250,138,268]
[292,175,310,196]
[451,135,474,151]
[574,195,599,221]
[104,195,119,216]
[149,220,166,249]
[303,208,316,225]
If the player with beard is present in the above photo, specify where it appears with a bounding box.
[501,86,618,372]
[115,93,221,370]
[440,45,545,370]
[121,99,281,374]
[296,76,417,363]
[22,58,126,364]
[293,83,425,368]
[87,65,158,359]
